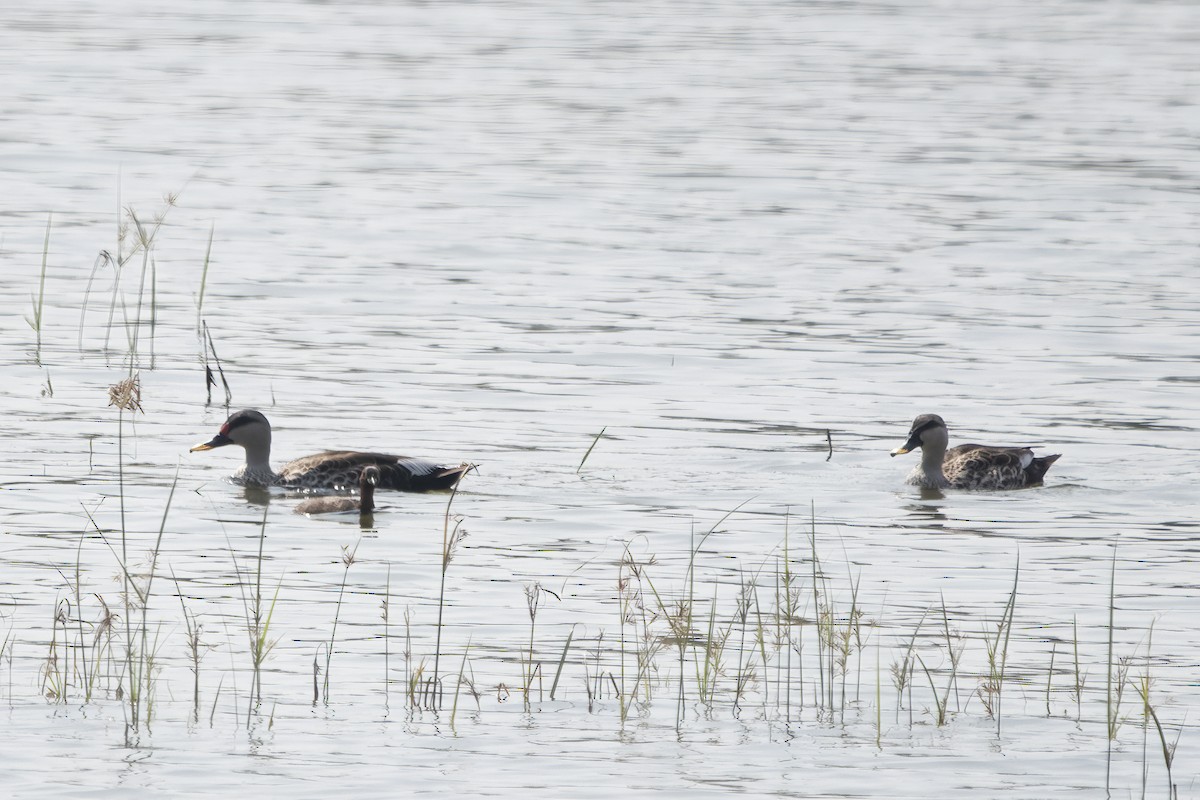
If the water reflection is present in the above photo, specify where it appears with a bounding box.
[918,487,947,504]
[241,486,273,507]
[901,493,948,529]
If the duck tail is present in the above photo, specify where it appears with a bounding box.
[410,463,475,492]
[1027,453,1061,484]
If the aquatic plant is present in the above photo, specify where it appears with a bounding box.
[26,214,52,365]
[427,468,470,708]
[577,426,607,473]
[318,540,360,705]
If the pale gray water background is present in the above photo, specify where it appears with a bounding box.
[2,0,1199,797]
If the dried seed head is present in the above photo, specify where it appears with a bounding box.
[108,374,143,413]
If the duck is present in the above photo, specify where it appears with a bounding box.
[190,409,471,492]
[296,466,380,516]
[890,413,1061,490]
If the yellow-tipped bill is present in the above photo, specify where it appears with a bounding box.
[890,427,924,457]
[190,433,233,452]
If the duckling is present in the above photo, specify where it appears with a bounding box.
[890,413,1060,490]
[191,409,470,491]
[296,466,380,516]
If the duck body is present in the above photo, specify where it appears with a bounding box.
[296,466,379,515]
[276,450,465,492]
[192,409,470,493]
[890,413,1060,490]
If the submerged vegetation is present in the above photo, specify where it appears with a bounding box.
[4,200,1188,797]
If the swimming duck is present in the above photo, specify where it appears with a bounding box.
[296,466,380,515]
[890,413,1060,490]
[190,409,471,492]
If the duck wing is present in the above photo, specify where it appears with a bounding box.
[944,444,1058,490]
[942,444,1029,490]
[278,451,470,492]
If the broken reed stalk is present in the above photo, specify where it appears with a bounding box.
[576,427,607,474]
[1046,641,1057,717]
[1072,614,1084,722]
[201,320,233,407]
[197,221,214,332]
[80,250,113,353]
[550,624,576,701]
[28,213,51,364]
[450,636,472,727]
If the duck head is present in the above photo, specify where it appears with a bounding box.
[191,409,273,460]
[890,413,949,457]
[360,464,381,489]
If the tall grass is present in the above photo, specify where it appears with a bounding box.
[381,563,391,708]
[427,468,470,708]
[1106,538,1119,792]
[77,193,180,366]
[521,582,559,706]
[171,567,209,724]
[19,462,1195,797]
[230,505,282,724]
[1132,627,1180,800]
[319,540,360,704]
[979,553,1019,731]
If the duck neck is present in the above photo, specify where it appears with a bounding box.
[920,445,950,489]
[360,481,375,514]
[240,441,276,485]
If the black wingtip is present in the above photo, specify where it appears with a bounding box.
[413,463,476,492]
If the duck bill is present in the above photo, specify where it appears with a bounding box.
[889,431,922,457]
[190,433,234,452]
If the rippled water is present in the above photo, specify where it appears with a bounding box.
[2,0,1199,796]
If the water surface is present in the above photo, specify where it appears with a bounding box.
[1,0,1198,797]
